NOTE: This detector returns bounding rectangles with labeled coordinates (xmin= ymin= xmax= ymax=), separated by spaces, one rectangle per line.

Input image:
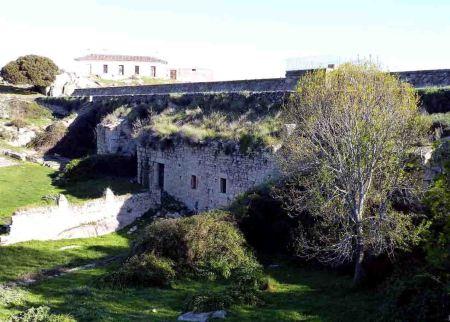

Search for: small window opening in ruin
xmin=191 ymin=175 xmax=198 ymax=189
xmin=220 ymin=178 xmax=227 ymax=194
xmin=192 ymin=68 xmax=196 ymax=72
xmin=157 ymin=163 xmax=165 ymax=189
xmin=103 ymin=64 xmax=108 ymax=74
xmin=118 ymin=65 xmax=124 ymax=75
xmin=151 ymin=66 xmax=156 ymax=77
xmin=135 ymin=65 xmax=140 ymax=75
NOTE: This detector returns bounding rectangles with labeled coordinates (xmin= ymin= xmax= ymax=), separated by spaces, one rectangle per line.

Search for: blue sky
xmin=1 ymin=0 xmax=449 ymax=79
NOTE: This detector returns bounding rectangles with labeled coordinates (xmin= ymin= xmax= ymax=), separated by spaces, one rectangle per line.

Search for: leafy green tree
xmin=0 ymin=55 xmax=59 ymax=93
xmin=278 ymin=63 xmax=429 ymax=284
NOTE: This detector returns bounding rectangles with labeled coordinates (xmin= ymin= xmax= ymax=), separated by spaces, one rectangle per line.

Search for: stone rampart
xmin=72 ymin=77 xmax=299 ymax=97
xmin=393 ymin=69 xmax=450 ymax=88
xmin=0 ymin=189 xmax=153 ymax=245
xmin=72 ymin=69 xmax=450 ymax=98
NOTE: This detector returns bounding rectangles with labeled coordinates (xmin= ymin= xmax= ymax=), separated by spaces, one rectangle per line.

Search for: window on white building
xmin=103 ymin=64 xmax=108 ymax=74
xmin=118 ymin=65 xmax=124 ymax=75
xmin=151 ymin=66 xmax=156 ymax=77
xmin=135 ymin=65 xmax=140 ymax=75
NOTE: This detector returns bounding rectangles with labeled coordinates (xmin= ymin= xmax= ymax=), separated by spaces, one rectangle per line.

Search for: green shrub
xmin=381 ymin=273 xmax=448 ymax=321
xmin=101 ymin=253 xmax=175 ymax=288
xmin=8 ymin=306 xmax=75 ymax=322
xmin=184 ymin=291 xmax=233 ymax=312
xmin=185 ymin=264 xmax=265 ymax=312
xmin=61 ymin=154 xmax=137 ymax=182
xmin=230 ymin=184 xmax=294 ymax=255
xmin=133 ymin=211 xmax=259 ymax=280
xmin=1 ymin=55 xmax=59 ymax=92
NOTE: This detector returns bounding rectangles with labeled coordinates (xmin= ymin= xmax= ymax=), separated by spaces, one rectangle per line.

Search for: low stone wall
xmin=72 ymin=77 xmax=298 ymax=97
xmin=137 ymin=141 xmax=279 ymax=212
xmin=72 ymin=69 xmax=450 ymax=98
xmin=394 ymin=69 xmax=450 ymax=88
xmin=0 ymin=189 xmax=153 ymax=245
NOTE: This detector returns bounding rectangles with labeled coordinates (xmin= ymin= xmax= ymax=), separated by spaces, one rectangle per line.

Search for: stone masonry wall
xmin=0 ymin=190 xmax=153 ymax=245
xmin=72 ymin=77 xmax=299 ymax=97
xmin=393 ymin=69 xmax=450 ymax=88
xmin=96 ymin=119 xmax=136 ymax=156
xmin=72 ymin=69 xmax=450 ymax=98
xmin=137 ymin=142 xmax=279 ymax=212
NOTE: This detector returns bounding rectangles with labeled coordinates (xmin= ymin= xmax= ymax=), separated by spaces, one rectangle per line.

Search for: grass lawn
xmin=0 ymin=161 xmax=143 ymax=224
xmin=0 ymin=223 xmax=383 ymax=321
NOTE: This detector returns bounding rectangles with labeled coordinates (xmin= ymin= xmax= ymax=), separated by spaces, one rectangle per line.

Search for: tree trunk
xmin=353 ymin=221 xmax=365 ymax=286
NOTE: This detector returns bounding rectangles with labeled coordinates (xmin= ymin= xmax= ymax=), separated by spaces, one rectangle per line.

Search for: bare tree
xmin=277 ymin=63 xmax=429 ymax=284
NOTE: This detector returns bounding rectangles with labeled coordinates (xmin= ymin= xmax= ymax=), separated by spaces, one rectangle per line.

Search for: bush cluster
xmin=103 ymin=253 xmax=175 ymax=288
xmin=184 ymin=265 xmax=265 ymax=312
xmin=1 ymin=55 xmax=59 ymax=92
xmin=132 ymin=210 xmax=258 ymax=279
xmin=102 ymin=211 xmax=261 ymax=290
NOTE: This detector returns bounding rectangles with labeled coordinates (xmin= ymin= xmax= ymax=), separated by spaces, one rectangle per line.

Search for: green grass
xmin=0 ymin=231 xmax=382 ymax=321
xmin=145 ymin=108 xmax=281 ymax=150
xmin=0 ymin=161 xmax=143 ymax=224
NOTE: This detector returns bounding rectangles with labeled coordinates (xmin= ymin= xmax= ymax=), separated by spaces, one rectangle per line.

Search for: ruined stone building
xmin=74 ymin=67 xmax=450 ymax=212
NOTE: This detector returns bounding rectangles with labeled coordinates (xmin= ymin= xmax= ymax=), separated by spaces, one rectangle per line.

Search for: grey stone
xmin=137 ymin=141 xmax=279 ymax=212
xmin=178 ymin=310 xmax=226 ymax=322
xmin=210 ymin=310 xmax=227 ymax=319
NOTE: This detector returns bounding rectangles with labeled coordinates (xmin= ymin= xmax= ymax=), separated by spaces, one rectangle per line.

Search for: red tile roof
xmin=74 ymin=54 xmax=167 ymax=64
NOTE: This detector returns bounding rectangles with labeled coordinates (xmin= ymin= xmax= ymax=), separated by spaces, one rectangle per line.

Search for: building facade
xmin=74 ymin=54 xmax=214 ymax=82
xmin=136 ymin=142 xmax=279 ymax=212
xmin=74 ymin=54 xmax=169 ymax=79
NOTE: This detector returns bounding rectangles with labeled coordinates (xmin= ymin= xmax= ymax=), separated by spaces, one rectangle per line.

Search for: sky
xmin=0 ymin=0 xmax=449 ymax=80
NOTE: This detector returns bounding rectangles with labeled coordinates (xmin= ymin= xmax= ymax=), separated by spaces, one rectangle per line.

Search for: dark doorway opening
xmin=158 ymin=163 xmax=165 ymax=189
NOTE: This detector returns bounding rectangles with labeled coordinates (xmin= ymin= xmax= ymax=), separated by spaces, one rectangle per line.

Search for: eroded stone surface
xmin=1 ymin=190 xmax=154 ymax=245
xmin=0 ymin=156 xmax=17 ymax=167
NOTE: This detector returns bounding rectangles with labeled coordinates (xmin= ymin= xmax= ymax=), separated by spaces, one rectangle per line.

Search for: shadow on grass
xmin=48 ymin=171 xmax=144 ymax=200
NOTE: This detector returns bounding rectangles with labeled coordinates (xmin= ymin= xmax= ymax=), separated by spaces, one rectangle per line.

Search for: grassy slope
xmin=0 ymin=162 xmax=142 ymax=224
xmin=0 ymin=232 xmax=381 ymax=322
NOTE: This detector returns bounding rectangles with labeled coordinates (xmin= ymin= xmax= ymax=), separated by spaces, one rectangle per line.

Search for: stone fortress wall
xmin=72 ymin=77 xmax=300 ymax=97
xmin=393 ymin=69 xmax=450 ymax=88
xmin=73 ymin=68 xmax=450 ymax=98
xmin=0 ymin=189 xmax=153 ymax=245
xmin=136 ymin=142 xmax=279 ymax=212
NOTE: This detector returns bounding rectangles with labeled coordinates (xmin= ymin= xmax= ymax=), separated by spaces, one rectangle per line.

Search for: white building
xmin=74 ymin=53 xmax=214 ymax=83
xmin=168 ymin=67 xmax=214 ymax=82
xmin=74 ymin=54 xmax=169 ymax=80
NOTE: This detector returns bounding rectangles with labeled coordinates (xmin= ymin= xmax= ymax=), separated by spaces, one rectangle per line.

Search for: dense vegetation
xmin=419 ymin=87 xmax=450 ymax=113
xmin=0 ymin=55 xmax=59 ymax=93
